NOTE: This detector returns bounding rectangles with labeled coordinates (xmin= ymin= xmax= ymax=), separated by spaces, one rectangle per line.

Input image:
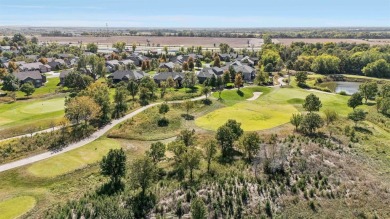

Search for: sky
xmin=0 ymin=0 xmax=389 ymax=27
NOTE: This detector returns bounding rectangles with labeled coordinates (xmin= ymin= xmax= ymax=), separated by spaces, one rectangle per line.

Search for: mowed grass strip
xmin=27 ymin=138 xmax=121 ymax=178
xmin=0 ymin=196 xmax=36 ymax=219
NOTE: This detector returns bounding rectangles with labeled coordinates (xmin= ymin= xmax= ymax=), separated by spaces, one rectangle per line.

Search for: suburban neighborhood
xmin=0 ymin=1 xmax=390 ymax=218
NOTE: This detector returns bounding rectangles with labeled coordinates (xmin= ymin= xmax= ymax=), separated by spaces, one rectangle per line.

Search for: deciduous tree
xmin=113 ymin=87 xmax=128 ymax=118
xmin=348 ymin=92 xmax=363 ymax=109
xmin=182 ymin=147 xmax=202 ymax=181
xmin=203 ymin=140 xmax=217 ymax=174
xmin=129 ymin=156 xmax=156 ymax=196
xmin=240 ymin=132 xmax=261 ymax=161
xmin=359 ymin=81 xmax=378 ymax=103
xmin=348 ymin=108 xmax=366 ymax=127
xmin=290 ymin=113 xmax=303 ymax=131
xmin=303 ymin=93 xmax=322 ymax=112
xmin=234 ymin=73 xmax=243 ymax=90
xmin=100 ymin=148 xmax=126 ymax=185
xmin=147 ymin=142 xmax=166 ymax=163
xmin=127 ymin=80 xmax=139 ymax=101
xmin=300 ymin=113 xmax=324 ymax=135
xmin=20 ymin=82 xmax=35 ymax=97
xmin=65 ymin=96 xmax=101 ymax=124
xmin=295 ymin=71 xmax=308 ymax=85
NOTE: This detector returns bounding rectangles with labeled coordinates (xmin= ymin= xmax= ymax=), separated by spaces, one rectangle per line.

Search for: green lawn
xmin=212 ymin=86 xmax=271 ymax=106
xmin=27 ymin=138 xmax=121 ymax=178
xmin=0 ymin=97 xmax=65 ymax=139
xmin=0 ymin=196 xmax=36 ymax=219
xmin=197 ymin=86 xmax=353 ymax=131
xmin=16 ymin=77 xmax=61 ymax=98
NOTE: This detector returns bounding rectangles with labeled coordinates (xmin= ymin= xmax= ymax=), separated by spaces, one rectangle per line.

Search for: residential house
xmin=14 ymin=71 xmax=46 ymax=88
xmin=153 ymin=72 xmax=185 ymax=87
xmin=19 ymin=62 xmax=51 ymax=73
xmin=25 ymin=55 xmax=39 ymax=62
xmin=119 ymin=59 xmax=135 ymax=66
xmin=106 ymin=60 xmax=120 ymax=72
xmin=222 ymin=61 xmax=256 ymax=82
xmin=172 ymin=54 xmax=202 ymax=64
xmin=129 ymin=54 xmax=149 ymax=66
xmin=59 ymin=70 xmax=72 ymax=85
xmin=0 ymin=46 xmax=11 ymax=52
xmin=158 ymin=62 xmax=174 ymax=72
xmin=218 ymin=54 xmax=231 ymax=62
xmin=196 ymin=67 xmax=224 ymax=84
xmin=48 ymin=59 xmax=66 ymax=70
xmin=107 ymin=70 xmax=148 ymax=83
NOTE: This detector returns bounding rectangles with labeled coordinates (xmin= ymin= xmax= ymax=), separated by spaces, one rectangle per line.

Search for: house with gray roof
xmin=107 ymin=70 xmax=148 ymax=83
xmin=48 ymin=59 xmax=66 ymax=70
xmin=158 ymin=62 xmax=175 ymax=72
xmin=153 ymin=72 xmax=185 ymax=87
xmin=221 ymin=61 xmax=256 ymax=82
xmin=19 ymin=62 xmax=51 ymax=73
xmin=59 ymin=70 xmax=72 ymax=85
xmin=196 ymin=67 xmax=224 ymax=83
xmin=106 ymin=60 xmax=121 ymax=72
xmin=14 ymin=71 xmax=46 ymax=88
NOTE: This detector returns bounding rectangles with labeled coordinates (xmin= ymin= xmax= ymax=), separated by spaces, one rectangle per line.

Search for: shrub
xmin=157 ymin=118 xmax=169 ymax=127
xmin=338 ymin=91 xmax=347 ymax=95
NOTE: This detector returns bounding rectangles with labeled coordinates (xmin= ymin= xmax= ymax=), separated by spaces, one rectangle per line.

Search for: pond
xmin=318 ymin=81 xmax=361 ymax=95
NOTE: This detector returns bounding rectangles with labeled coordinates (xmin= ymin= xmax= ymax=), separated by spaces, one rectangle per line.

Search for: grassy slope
xmin=27 ymin=137 xmax=121 ymax=178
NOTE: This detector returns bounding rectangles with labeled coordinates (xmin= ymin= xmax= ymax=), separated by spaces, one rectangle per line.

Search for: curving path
xmin=0 ymin=95 xmax=206 ymax=173
xmin=246 ymin=92 xmax=263 ymax=101
xmin=0 ymin=127 xmax=62 ymax=143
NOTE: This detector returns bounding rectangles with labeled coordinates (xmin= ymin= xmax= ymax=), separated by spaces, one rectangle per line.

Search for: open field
xmin=274 ymin=38 xmax=390 ymax=45
xmin=35 ymin=36 xmax=263 ymax=48
xmin=29 ymin=36 xmax=390 ymax=47
xmin=0 ymin=196 xmax=36 ymax=219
